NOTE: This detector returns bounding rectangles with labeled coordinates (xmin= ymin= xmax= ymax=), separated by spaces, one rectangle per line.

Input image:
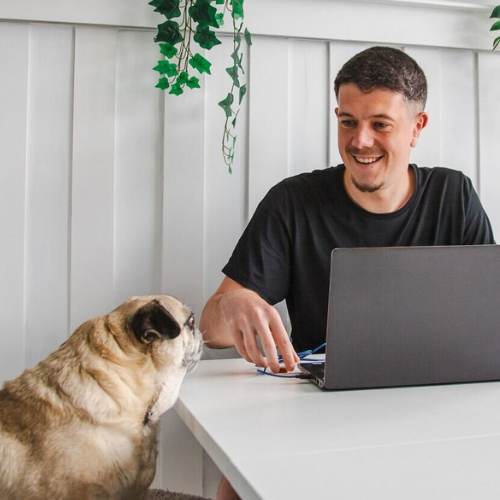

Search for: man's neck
xmin=344 ymin=166 xmax=416 ymax=214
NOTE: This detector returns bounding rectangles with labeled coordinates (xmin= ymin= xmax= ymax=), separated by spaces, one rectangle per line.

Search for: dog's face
xmin=103 ymin=295 xmax=202 ymax=365
xmin=104 ymin=295 xmax=204 ymax=422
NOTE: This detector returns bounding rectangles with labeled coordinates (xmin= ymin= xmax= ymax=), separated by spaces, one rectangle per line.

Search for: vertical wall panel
xmin=288 ymin=40 xmax=329 ymax=176
xmin=70 ymin=27 xmax=117 ymax=331
xmin=248 ymin=37 xmax=289 ymax=215
xmin=162 ymin=53 xmax=206 ymax=318
xmin=408 ymin=48 xmax=477 ymax=184
xmin=203 ymin=35 xmax=248 ymax=304
xmin=0 ymin=23 xmax=29 ymax=383
xmin=159 ymin=410 xmax=204 ymax=495
xmin=160 ymin=45 xmax=207 ymax=494
xmin=478 ymin=52 xmax=500 ymax=238
xmin=439 ymin=49 xmax=477 ymax=186
xmin=114 ymin=29 xmax=163 ymax=304
xmin=24 ymin=24 xmax=74 ymax=367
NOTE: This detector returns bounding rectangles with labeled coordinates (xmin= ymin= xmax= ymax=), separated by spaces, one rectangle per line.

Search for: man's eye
xmin=340 ymin=120 xmax=356 ymax=128
xmin=374 ymin=122 xmax=389 ymax=129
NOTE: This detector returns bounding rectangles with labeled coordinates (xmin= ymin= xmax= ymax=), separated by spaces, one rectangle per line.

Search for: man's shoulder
xmin=416 ymin=165 xmax=470 ymax=183
xmin=277 ymin=165 xmax=344 ymax=193
xmin=415 ymin=165 xmax=474 ymax=192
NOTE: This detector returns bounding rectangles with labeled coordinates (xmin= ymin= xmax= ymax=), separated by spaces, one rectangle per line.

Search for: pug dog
xmin=0 ymin=295 xmax=204 ymax=500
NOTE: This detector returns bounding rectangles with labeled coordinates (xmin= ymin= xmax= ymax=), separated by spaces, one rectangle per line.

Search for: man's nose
xmin=351 ymin=125 xmax=375 ymax=150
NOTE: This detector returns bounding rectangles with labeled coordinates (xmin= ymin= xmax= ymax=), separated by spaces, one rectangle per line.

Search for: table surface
xmin=175 ymin=358 xmax=500 ymax=500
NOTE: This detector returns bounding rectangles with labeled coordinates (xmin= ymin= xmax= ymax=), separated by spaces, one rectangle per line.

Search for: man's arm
xmin=200 ymin=277 xmax=299 ymax=373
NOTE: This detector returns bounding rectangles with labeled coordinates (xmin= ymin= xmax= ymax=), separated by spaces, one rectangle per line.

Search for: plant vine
xmin=491 ymin=5 xmax=500 ymax=50
xmin=149 ymin=0 xmax=252 ymax=173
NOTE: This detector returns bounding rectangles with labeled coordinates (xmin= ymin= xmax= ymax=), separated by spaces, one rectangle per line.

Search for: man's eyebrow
xmin=371 ymin=114 xmax=395 ymax=121
xmin=337 ymin=111 xmax=395 ymax=121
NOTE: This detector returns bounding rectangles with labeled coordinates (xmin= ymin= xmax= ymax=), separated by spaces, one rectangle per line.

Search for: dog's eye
xmin=185 ymin=315 xmax=195 ymax=330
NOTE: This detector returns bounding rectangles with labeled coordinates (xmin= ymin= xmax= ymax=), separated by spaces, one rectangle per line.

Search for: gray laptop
xmin=298 ymin=245 xmax=500 ymax=390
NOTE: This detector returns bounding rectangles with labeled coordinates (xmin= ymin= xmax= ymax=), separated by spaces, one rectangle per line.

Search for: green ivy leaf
xmin=149 ymin=0 xmax=181 ymax=19
xmin=244 ymin=28 xmax=252 ymax=46
xmin=218 ymin=93 xmax=234 ymax=117
xmin=169 ymin=82 xmax=184 ymax=95
xmin=491 ymin=5 xmax=500 ymax=18
xmin=186 ymin=76 xmax=201 ymax=89
xmin=194 ymin=26 xmax=222 ymax=50
xmin=155 ymin=20 xmax=183 ymax=45
xmin=231 ymin=49 xmax=243 ymax=69
xmin=160 ymin=43 xmax=178 ymax=58
xmin=239 ymin=83 xmax=247 ymax=104
xmin=226 ymin=65 xmax=240 ymax=87
xmin=153 ymin=60 xmax=178 ymax=77
xmin=231 ymin=109 xmax=240 ymax=127
xmin=231 ymin=0 xmax=244 ymax=19
xmin=491 ymin=20 xmax=500 ymax=31
xmin=215 ymin=13 xmax=224 ymax=27
xmin=178 ymin=71 xmax=190 ymax=85
xmin=234 ymin=31 xmax=242 ymax=51
xmin=189 ymin=53 xmax=212 ymax=74
xmin=156 ymin=77 xmax=170 ymax=90
xmin=494 ymin=35 xmax=500 ymax=51
xmin=189 ymin=2 xmax=219 ymax=28
xmin=215 ymin=0 xmax=225 ymax=4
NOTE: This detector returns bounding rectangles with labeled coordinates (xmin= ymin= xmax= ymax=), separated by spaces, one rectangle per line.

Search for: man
xmin=201 ymin=48 xmax=495 ymax=498
xmin=201 ymin=45 xmax=494 ymax=373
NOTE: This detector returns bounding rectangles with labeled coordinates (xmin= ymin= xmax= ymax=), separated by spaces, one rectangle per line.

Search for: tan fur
xmin=0 ymin=295 xmax=203 ymax=500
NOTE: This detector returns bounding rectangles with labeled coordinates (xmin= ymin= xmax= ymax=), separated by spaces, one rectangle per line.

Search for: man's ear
xmin=130 ymin=300 xmax=181 ymax=344
xmin=410 ymin=111 xmax=428 ymax=148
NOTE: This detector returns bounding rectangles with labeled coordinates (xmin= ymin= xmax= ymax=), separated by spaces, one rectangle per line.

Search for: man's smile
xmin=353 ymin=155 xmax=383 ymax=164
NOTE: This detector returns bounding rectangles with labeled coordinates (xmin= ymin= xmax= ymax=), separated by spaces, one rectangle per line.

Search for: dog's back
xmin=0 ymin=323 xmax=155 ymax=500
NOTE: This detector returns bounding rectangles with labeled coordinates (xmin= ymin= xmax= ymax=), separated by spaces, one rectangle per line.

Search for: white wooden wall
xmin=1 ymin=0 xmax=500 ymax=497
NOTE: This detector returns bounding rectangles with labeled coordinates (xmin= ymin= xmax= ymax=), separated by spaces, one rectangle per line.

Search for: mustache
xmin=347 ymin=147 xmax=385 ymax=156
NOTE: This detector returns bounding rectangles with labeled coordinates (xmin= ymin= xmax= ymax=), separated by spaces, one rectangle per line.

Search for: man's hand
xmin=201 ymin=278 xmax=299 ymax=373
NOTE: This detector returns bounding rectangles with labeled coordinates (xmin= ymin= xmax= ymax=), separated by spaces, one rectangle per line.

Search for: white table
xmin=175 ymin=358 xmax=500 ymax=500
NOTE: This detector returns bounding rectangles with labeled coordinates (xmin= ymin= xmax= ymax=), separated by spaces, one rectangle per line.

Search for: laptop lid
xmin=307 ymin=245 xmax=500 ymax=390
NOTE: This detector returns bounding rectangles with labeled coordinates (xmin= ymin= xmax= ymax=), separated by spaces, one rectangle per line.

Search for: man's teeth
xmin=355 ymin=156 xmax=380 ymax=164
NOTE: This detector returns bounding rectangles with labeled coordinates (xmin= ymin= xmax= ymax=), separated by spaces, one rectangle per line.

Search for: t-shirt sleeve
xmin=463 ymin=179 xmax=496 ymax=244
xmin=222 ymin=183 xmax=292 ymax=305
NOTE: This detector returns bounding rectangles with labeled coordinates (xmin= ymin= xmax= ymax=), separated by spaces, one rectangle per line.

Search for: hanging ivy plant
xmin=149 ymin=0 xmax=252 ymax=173
xmin=491 ymin=5 xmax=500 ymax=50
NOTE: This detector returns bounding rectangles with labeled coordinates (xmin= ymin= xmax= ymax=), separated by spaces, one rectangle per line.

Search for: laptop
xmin=298 ymin=245 xmax=500 ymax=390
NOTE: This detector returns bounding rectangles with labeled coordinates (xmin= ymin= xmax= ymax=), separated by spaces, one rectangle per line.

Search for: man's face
xmin=335 ymin=83 xmax=427 ymax=197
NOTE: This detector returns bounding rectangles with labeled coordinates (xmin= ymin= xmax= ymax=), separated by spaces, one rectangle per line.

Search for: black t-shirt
xmin=223 ymin=165 xmax=495 ymax=352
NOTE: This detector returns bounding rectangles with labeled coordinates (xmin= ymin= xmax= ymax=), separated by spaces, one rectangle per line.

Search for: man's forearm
xmin=199 ymin=294 xmax=235 ymax=349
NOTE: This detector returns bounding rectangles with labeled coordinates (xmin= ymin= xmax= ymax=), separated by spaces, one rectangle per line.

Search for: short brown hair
xmin=334 ymin=46 xmax=427 ymax=110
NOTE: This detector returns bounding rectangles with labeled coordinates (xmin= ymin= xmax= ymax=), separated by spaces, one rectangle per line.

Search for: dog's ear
xmin=130 ymin=300 xmax=181 ymax=344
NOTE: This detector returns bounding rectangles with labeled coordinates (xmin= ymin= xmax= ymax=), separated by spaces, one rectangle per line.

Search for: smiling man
xmin=201 ymin=44 xmax=495 ymax=500
xmin=201 ymin=46 xmax=494 ymax=371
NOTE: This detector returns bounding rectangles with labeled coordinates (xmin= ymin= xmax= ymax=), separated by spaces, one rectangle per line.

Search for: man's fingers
xmin=232 ymin=331 xmax=253 ymax=364
xmin=269 ymin=315 xmax=299 ymax=372
xmin=257 ymin=330 xmax=282 ymax=373
xmin=242 ymin=330 xmax=268 ymax=368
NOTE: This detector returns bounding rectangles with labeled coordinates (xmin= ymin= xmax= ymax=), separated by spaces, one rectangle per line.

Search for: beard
xmin=350 ymin=174 xmax=384 ymax=193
